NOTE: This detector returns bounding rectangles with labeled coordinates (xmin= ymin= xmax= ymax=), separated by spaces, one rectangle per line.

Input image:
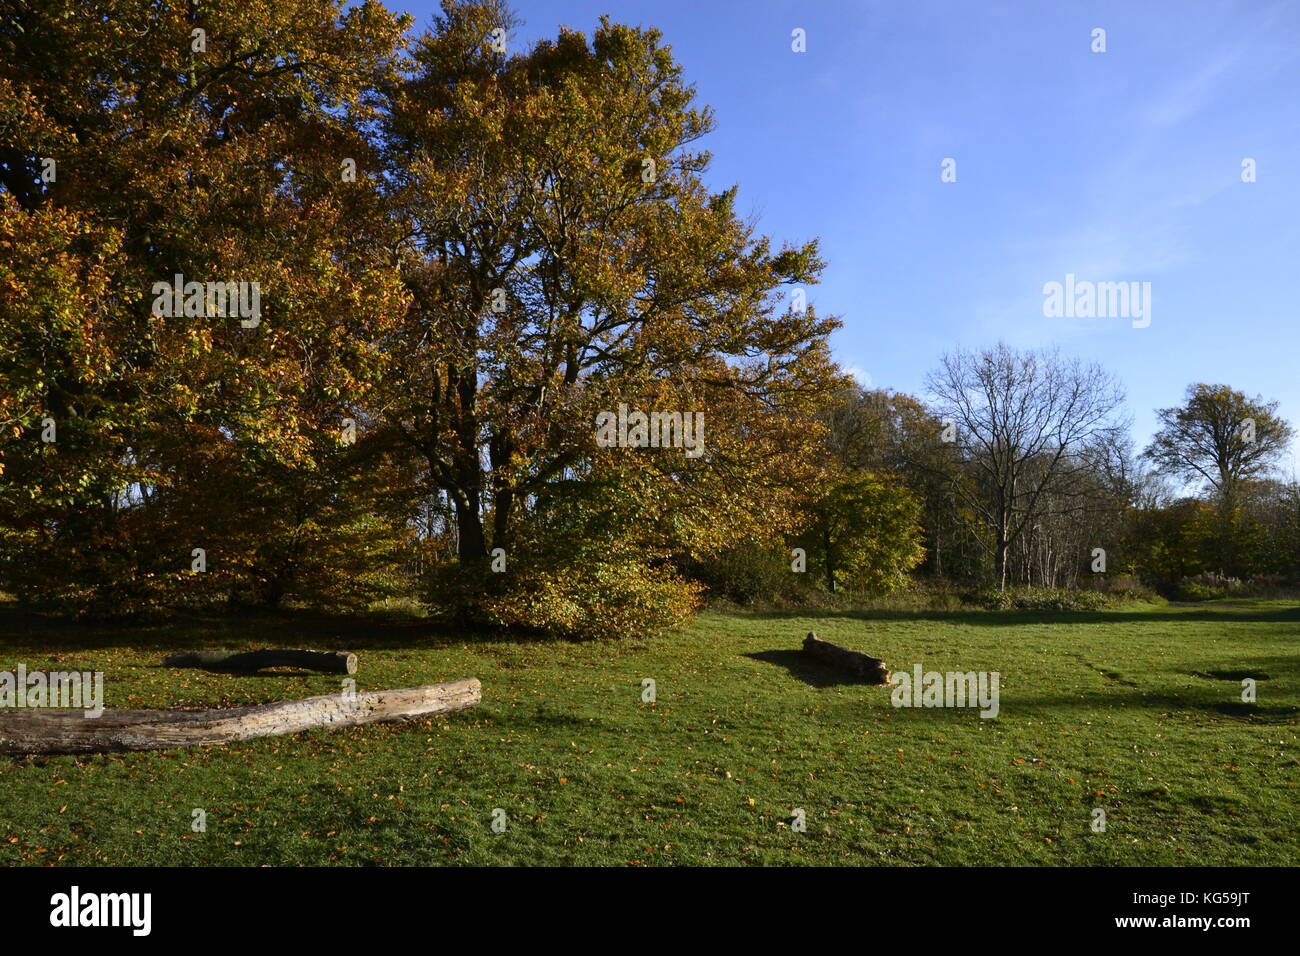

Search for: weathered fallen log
xmin=0 ymin=679 xmax=480 ymax=755
xmin=802 ymin=632 xmax=891 ymax=684
xmin=162 ymin=648 xmax=358 ymax=675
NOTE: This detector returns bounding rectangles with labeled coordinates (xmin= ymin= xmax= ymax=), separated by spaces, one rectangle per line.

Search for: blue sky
xmin=396 ymin=0 xmax=1300 ymax=472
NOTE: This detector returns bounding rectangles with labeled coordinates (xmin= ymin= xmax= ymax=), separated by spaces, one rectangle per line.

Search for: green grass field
xmin=1 ymin=599 xmax=1296 ymax=866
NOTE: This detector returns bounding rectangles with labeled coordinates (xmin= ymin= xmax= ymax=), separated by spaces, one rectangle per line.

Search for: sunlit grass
xmin=1 ymin=599 xmax=1295 ymax=865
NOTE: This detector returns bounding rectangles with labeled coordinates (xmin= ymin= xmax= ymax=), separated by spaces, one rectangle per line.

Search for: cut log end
xmin=802 ymin=632 xmax=891 ymax=685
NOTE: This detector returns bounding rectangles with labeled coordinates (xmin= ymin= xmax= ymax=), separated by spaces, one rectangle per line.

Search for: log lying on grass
xmin=802 ymin=632 xmax=891 ymax=684
xmin=162 ymin=648 xmax=358 ymax=675
xmin=0 ymin=679 xmax=480 ymax=756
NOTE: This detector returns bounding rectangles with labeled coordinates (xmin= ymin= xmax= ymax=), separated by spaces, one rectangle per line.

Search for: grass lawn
xmin=1 ymin=599 xmax=1296 ymax=866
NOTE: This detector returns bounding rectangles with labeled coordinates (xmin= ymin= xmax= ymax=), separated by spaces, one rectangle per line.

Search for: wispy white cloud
xmin=1141 ymin=44 xmax=1248 ymax=128
xmin=842 ymin=365 xmax=874 ymax=388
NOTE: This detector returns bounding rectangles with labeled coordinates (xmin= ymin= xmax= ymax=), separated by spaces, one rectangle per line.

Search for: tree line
xmin=780 ymin=364 xmax=1297 ymax=604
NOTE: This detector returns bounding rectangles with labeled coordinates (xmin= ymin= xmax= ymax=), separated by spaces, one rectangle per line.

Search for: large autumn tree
xmin=373 ymin=1 xmax=841 ymax=629
xmin=1 ymin=0 xmax=415 ymax=612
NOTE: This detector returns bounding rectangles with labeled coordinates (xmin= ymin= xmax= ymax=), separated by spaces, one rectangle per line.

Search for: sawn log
xmin=0 ymin=679 xmax=480 ymax=755
xmin=802 ymin=632 xmax=891 ymax=684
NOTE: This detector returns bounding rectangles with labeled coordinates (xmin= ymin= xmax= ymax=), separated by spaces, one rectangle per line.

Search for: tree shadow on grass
xmin=0 ymin=603 xmax=576 ymax=653
xmin=142 ymin=666 xmax=332 ymax=679
xmin=863 ymin=690 xmax=1300 ymax=726
xmin=1185 ymin=655 xmax=1300 ymax=686
xmin=744 ymin=649 xmax=880 ymax=688
xmin=1195 ymin=669 xmax=1271 ymax=681
xmin=730 ymin=603 xmax=1300 ymax=627
xmin=983 ymin=688 xmax=1300 ymax=724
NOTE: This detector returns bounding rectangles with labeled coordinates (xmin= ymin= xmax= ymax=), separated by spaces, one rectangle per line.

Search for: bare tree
xmin=926 ymin=343 xmax=1128 ymax=589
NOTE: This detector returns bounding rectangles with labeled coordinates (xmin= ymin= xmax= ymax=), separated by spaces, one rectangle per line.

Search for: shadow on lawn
xmin=0 ymin=603 xmax=573 ymax=652
xmin=5 ymin=597 xmax=1299 ymax=656
xmin=896 ymin=653 xmax=1300 ymax=723
xmin=733 ymin=603 xmax=1300 ymax=627
xmin=744 ymin=649 xmax=877 ymax=688
xmin=1000 ymin=692 xmax=1300 ymax=724
xmin=745 ymin=646 xmax=1300 ymax=723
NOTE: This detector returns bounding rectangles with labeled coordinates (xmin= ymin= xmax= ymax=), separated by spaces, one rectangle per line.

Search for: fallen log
xmin=0 ymin=679 xmax=480 ymax=756
xmin=162 ymin=648 xmax=358 ymax=675
xmin=802 ymin=632 xmax=891 ymax=684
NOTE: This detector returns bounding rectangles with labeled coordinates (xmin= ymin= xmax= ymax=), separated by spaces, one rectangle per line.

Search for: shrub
xmin=1170 ymin=572 xmax=1294 ymax=601
xmin=687 ymin=544 xmax=808 ymax=606
xmin=964 ymin=586 xmax=1113 ymax=612
xmin=1082 ymin=575 xmax=1159 ymax=603
xmin=483 ymin=560 xmax=699 ymax=641
xmin=427 ymin=545 xmax=701 ymax=641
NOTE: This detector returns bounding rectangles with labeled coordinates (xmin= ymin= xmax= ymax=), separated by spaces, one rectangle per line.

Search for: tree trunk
xmin=454 ymin=491 xmax=486 ymax=561
xmin=824 ymin=528 xmax=836 ymax=593
xmin=0 ymin=679 xmax=480 ymax=755
xmin=256 ymin=575 xmax=287 ymax=608
xmin=996 ymin=517 xmax=1010 ymax=590
xmin=932 ymin=516 xmax=943 ymax=579
xmin=490 ymin=433 xmax=515 ymax=553
xmin=162 ymin=649 xmax=358 ymax=674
